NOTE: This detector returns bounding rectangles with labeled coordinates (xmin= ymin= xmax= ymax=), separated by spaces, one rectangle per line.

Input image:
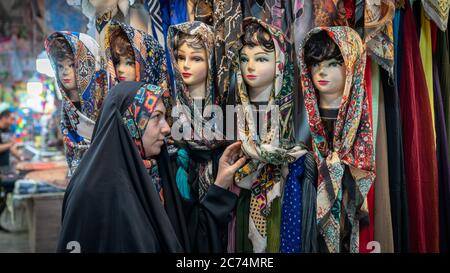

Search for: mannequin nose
xmin=183 ymin=59 xmax=190 ymax=70
xmin=247 ymin=60 xmax=255 ymax=72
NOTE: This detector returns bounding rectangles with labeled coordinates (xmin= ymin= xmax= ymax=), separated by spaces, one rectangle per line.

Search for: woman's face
xmin=57 ymin=58 xmax=77 ymax=91
xmin=240 ymin=45 xmax=276 ymax=92
xmin=142 ymin=100 xmax=171 ymax=157
xmin=115 ymin=55 xmax=136 ymax=82
xmin=310 ymin=58 xmax=346 ymax=95
xmin=176 ymin=42 xmax=208 ymax=87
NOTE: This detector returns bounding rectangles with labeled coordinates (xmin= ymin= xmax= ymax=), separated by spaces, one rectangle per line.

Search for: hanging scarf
xmin=298 ymin=27 xmax=375 ymax=253
xmin=122 ymin=84 xmax=170 ymax=204
xmin=422 ymin=0 xmax=450 ymax=31
xmin=242 ymin=0 xmax=293 ymax=39
xmin=280 ymin=155 xmax=305 ymax=253
xmin=232 ymin=18 xmax=307 ymax=252
xmin=213 ymin=0 xmax=243 ymax=104
xmin=190 ymin=0 xmax=214 ymax=26
xmin=167 ymin=21 xmax=227 ymax=200
xmin=364 ymin=0 xmax=395 ymax=76
xmin=144 ymin=0 xmax=165 ymax=48
xmin=104 ymin=21 xmax=169 ymax=95
xmin=313 ymin=0 xmax=348 ymax=27
xmin=45 ymin=31 xmax=108 ymax=174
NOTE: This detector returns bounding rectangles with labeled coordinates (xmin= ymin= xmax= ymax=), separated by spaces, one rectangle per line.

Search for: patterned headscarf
xmin=104 ymin=21 xmax=169 ymax=95
xmin=364 ymin=0 xmax=395 ymax=76
xmin=232 ymin=17 xmax=307 ymax=252
xmin=298 ymin=27 xmax=375 ymax=253
xmin=122 ymin=83 xmax=169 ymax=203
xmin=45 ymin=31 xmax=108 ymax=174
xmin=313 ymin=0 xmax=348 ymax=27
xmin=167 ymin=21 xmax=227 ymax=199
xmin=422 ymin=0 xmax=449 ymax=31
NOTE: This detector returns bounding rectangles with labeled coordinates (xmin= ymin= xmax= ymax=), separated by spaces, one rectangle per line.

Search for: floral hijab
xmin=104 ymin=21 xmax=169 ymax=95
xmin=45 ymin=31 xmax=108 ymax=174
xmin=298 ymin=26 xmax=375 ymax=253
xmin=231 ymin=17 xmax=307 ymax=252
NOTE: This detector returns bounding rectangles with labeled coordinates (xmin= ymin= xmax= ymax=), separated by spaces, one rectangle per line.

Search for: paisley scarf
xmin=298 ymin=26 xmax=375 ymax=253
xmin=232 ymin=18 xmax=307 ymax=252
xmin=45 ymin=31 xmax=108 ymax=174
xmin=167 ymin=21 xmax=227 ymax=199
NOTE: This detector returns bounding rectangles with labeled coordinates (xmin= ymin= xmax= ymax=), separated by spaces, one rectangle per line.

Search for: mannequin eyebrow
xmin=255 ymin=52 xmax=269 ymax=56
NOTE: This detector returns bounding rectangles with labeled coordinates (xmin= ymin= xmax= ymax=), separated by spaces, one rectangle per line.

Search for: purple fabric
xmin=433 ymin=62 xmax=450 ymax=253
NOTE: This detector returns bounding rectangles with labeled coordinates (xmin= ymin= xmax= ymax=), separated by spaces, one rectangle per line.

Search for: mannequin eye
xmin=329 ymin=62 xmax=342 ymax=67
xmin=240 ymin=56 xmax=248 ymax=63
xmin=312 ymin=63 xmax=320 ymax=68
xmin=192 ymin=56 xmax=204 ymax=62
xmin=69 ymin=63 xmax=75 ymax=68
xmin=256 ymin=57 xmax=269 ymax=62
xmin=177 ymin=55 xmax=186 ymax=61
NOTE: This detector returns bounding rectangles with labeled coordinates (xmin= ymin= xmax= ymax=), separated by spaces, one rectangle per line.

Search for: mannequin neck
xmin=67 ymin=89 xmax=80 ymax=102
xmin=96 ymin=3 xmax=118 ymax=17
xmin=249 ymin=83 xmax=272 ymax=103
xmin=188 ymin=82 xmax=206 ymax=100
xmin=318 ymin=91 xmax=342 ymax=109
xmin=187 ymin=0 xmax=195 ymax=21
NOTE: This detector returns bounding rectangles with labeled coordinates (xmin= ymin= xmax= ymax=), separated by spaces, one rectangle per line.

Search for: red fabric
xmin=359 ymin=56 xmax=375 ymax=253
xmin=431 ymin=22 xmax=437 ymax=55
xmin=343 ymin=0 xmax=355 ymax=23
xmin=399 ymin=4 xmax=439 ymax=253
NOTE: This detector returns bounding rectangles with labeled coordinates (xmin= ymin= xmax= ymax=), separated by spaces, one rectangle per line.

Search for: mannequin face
xmin=115 ymin=56 xmax=136 ymax=82
xmin=240 ymin=45 xmax=276 ymax=97
xmin=176 ymin=42 xmax=208 ymax=88
xmin=57 ymin=58 xmax=77 ymax=92
xmin=142 ymin=100 xmax=171 ymax=157
xmin=310 ymin=58 xmax=346 ymax=96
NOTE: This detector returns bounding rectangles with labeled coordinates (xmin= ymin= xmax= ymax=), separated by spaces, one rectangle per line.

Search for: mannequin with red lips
xmin=304 ymin=31 xmax=346 ymax=145
xmin=175 ymin=34 xmax=208 ymax=100
xmin=110 ymin=27 xmax=137 ymax=83
xmin=48 ymin=37 xmax=80 ymax=109
xmin=239 ymin=25 xmax=276 ymax=137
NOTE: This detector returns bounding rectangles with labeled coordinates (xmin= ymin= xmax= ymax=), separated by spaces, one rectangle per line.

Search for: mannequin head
xmin=49 ymin=37 xmax=77 ymax=98
xmin=240 ymin=22 xmax=276 ymax=103
xmin=110 ymin=27 xmax=136 ymax=82
xmin=304 ymin=31 xmax=345 ymax=109
xmin=172 ymin=32 xmax=208 ymax=99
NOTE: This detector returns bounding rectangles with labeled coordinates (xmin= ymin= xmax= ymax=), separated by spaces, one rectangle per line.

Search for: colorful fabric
xmin=96 ymin=10 xmax=113 ymax=33
xmin=364 ymin=0 xmax=395 ymax=76
xmin=232 ymin=18 xmax=307 ymax=252
xmin=298 ymin=26 xmax=375 ymax=253
xmin=213 ymin=0 xmax=244 ymax=103
xmin=45 ymin=31 xmax=108 ymax=175
xmin=280 ymin=156 xmax=305 ymax=253
xmin=144 ymin=0 xmax=165 ymax=48
xmin=122 ymin=83 xmax=168 ymax=204
xmin=167 ymin=21 xmax=227 ymax=199
xmin=420 ymin=8 xmax=436 ymax=142
xmin=422 ymin=0 xmax=450 ymax=31
xmin=399 ymin=3 xmax=439 ymax=253
xmin=313 ymin=0 xmax=348 ymax=27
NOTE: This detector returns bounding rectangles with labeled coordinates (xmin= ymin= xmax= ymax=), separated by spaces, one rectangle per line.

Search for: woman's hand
xmin=215 ymin=141 xmax=247 ymax=190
